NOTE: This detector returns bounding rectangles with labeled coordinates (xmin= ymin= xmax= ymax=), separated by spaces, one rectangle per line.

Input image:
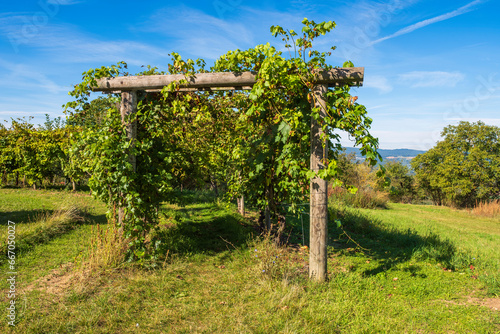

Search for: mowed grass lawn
xmin=0 ymin=188 xmax=499 ymax=333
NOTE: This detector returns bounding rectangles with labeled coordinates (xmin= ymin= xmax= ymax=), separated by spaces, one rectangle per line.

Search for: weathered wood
xmin=93 ymin=68 xmax=364 ymax=92
xmin=265 ymin=206 xmax=271 ymax=231
xmin=237 ymin=196 xmax=245 ymax=216
xmin=309 ymin=84 xmax=329 ymax=282
xmin=118 ymin=90 xmax=138 ymax=229
xmin=106 ymin=86 xmax=254 ymax=94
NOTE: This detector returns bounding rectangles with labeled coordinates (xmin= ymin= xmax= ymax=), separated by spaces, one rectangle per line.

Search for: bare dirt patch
xmin=467 ymin=297 xmax=500 ymax=311
xmin=21 ymin=262 xmax=76 ymax=297
xmin=20 ymin=261 xmax=132 ymax=301
xmin=441 ymin=296 xmax=500 ymax=311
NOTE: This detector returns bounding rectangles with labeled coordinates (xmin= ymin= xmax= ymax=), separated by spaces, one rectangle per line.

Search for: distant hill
xmin=341 ymin=147 xmax=426 ymax=167
xmin=343 ymin=147 xmax=425 ymax=159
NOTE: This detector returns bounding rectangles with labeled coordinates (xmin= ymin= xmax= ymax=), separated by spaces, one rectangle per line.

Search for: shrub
xmin=329 ymin=186 xmax=388 ymax=209
xmin=330 ymin=152 xmax=388 ymax=209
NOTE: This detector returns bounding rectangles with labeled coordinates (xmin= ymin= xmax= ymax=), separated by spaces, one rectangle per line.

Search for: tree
xmin=330 ymin=152 xmax=387 ymax=209
xmin=379 ymin=160 xmax=415 ymax=203
xmin=412 ymin=121 xmax=500 ymax=207
xmin=0 ymin=123 xmax=19 ymax=186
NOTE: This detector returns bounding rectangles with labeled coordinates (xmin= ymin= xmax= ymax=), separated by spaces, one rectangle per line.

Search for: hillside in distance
xmin=342 ymin=147 xmax=426 ymax=166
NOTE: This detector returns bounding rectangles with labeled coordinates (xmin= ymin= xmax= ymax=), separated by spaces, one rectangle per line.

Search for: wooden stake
xmin=309 ymin=84 xmax=328 ymax=282
xmin=265 ymin=206 xmax=271 ymax=231
xmin=118 ymin=90 xmax=137 ymax=230
xmin=237 ymin=196 xmax=245 ymax=216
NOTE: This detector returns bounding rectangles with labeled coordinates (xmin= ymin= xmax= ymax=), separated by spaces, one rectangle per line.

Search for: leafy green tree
xmin=64 ymin=96 xmax=120 ymax=191
xmin=412 ymin=121 xmax=500 ymax=207
xmin=378 ymin=160 xmax=415 ymax=203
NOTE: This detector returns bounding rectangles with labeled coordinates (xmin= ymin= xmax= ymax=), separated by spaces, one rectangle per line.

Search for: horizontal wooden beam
xmin=93 ymin=67 xmax=363 ymax=92
xmin=105 ymin=86 xmax=255 ymax=94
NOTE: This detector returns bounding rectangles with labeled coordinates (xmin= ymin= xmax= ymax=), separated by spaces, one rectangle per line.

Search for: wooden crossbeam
xmin=93 ymin=67 xmax=364 ymax=92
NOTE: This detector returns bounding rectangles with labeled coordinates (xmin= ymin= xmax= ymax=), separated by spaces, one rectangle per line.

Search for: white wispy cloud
xmin=0 ymin=59 xmax=68 ymax=94
xmin=0 ymin=18 xmax=171 ymax=66
xmin=136 ymin=5 xmax=259 ymax=60
xmin=0 ymin=110 xmax=51 ymax=116
xmin=331 ymin=0 xmax=419 ymax=63
xmin=47 ymin=0 xmax=81 ymax=5
xmin=371 ymin=0 xmax=485 ymax=45
xmin=398 ymin=71 xmax=465 ymax=88
xmin=364 ymin=75 xmax=393 ymax=93
xmin=136 ymin=5 xmax=322 ymax=60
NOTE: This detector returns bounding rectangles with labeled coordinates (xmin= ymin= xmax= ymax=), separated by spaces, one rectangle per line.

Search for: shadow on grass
xmin=285 ymin=204 xmax=467 ymax=275
xmin=154 ymin=212 xmax=255 ymax=257
xmin=332 ymin=206 xmax=468 ymax=274
xmin=163 ymin=189 xmax=219 ymax=206
xmin=0 ymin=209 xmax=55 ymax=225
xmin=0 ymin=208 xmax=107 ymax=267
xmin=0 ymin=209 xmax=107 ymax=226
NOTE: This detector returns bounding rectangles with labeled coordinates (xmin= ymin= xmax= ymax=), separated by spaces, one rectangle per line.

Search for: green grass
xmin=341 ymin=203 xmax=500 ymax=295
xmin=1 ymin=189 xmax=499 ymax=333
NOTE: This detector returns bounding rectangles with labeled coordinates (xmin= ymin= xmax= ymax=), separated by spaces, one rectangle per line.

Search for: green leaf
xmin=342 ymin=60 xmax=354 ymax=68
xmin=335 ymin=219 xmax=342 ymax=228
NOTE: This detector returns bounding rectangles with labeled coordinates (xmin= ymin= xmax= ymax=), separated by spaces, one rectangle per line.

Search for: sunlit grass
xmin=0 ymin=189 xmax=499 ymax=333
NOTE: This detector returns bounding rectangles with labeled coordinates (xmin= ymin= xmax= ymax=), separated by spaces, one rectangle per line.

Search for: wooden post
xmin=118 ymin=90 xmax=137 ymax=229
xmin=309 ymin=84 xmax=329 ymax=282
xmin=265 ymin=206 xmax=271 ymax=231
xmin=237 ymin=196 xmax=245 ymax=216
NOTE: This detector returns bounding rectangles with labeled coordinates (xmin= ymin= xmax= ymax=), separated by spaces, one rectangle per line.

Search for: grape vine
xmin=64 ymin=18 xmax=381 ymax=262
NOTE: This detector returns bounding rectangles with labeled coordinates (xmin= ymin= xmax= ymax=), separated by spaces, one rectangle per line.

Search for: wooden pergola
xmin=93 ymin=67 xmax=364 ymax=281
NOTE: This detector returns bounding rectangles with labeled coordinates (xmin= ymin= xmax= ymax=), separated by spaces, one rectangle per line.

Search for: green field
xmin=1 ymin=189 xmax=499 ymax=333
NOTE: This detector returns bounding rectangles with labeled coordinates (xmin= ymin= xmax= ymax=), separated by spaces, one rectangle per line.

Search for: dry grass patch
xmin=471 ymin=199 xmax=500 ymax=218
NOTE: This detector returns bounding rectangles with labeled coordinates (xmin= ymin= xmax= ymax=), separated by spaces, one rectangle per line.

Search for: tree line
xmin=0 ymin=115 xmax=73 ymax=190
xmin=333 ymin=121 xmax=500 ymax=208
xmin=2 ymin=114 xmax=497 ymax=211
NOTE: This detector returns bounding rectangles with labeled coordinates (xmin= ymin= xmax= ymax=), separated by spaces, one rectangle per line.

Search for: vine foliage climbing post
xmin=118 ymin=90 xmax=137 ymax=230
xmin=309 ymin=84 xmax=328 ymax=281
xmin=74 ymin=18 xmax=378 ymax=270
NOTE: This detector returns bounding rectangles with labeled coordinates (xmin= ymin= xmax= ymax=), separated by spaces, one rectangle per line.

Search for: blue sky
xmin=1 ymin=0 xmax=499 ymax=150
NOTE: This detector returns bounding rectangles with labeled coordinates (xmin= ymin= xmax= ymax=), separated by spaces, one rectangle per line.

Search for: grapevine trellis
xmin=92 ymin=67 xmax=364 ymax=281
xmin=65 ymin=19 xmax=380 ymax=282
